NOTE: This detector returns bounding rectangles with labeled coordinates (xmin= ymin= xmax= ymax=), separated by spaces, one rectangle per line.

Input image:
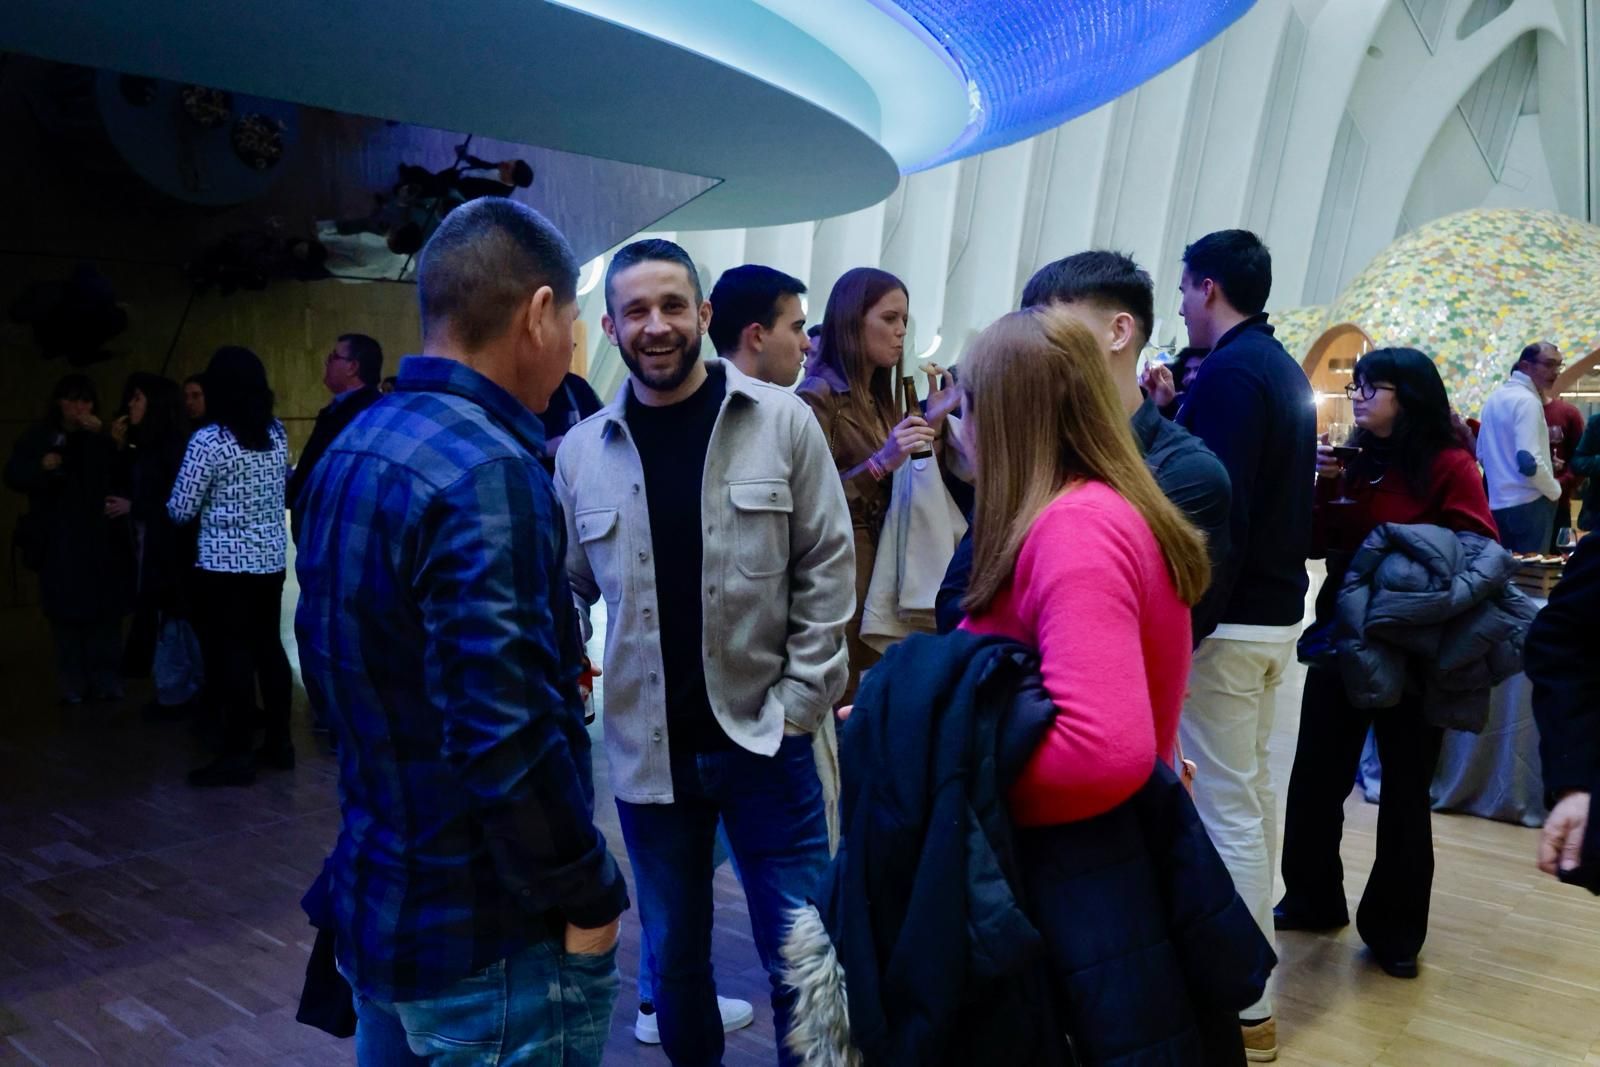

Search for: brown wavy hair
xmin=961 ymin=307 xmax=1210 ymax=614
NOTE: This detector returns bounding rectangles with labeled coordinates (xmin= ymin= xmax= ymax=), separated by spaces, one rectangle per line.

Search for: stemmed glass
xmin=1325 ymin=416 xmax=1360 ymax=506
xmin=1556 ymin=527 xmax=1578 ymax=559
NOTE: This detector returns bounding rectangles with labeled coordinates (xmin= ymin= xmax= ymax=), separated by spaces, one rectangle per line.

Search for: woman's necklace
xmin=1366 ymin=455 xmax=1390 ymax=487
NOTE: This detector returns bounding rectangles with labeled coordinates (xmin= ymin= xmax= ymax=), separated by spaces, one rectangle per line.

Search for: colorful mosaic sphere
xmin=1328 ymin=208 xmax=1600 ymax=416
xmin=1269 ymin=305 xmax=1329 ymax=364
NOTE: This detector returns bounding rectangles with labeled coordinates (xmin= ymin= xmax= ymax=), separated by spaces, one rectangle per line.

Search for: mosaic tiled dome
xmin=1329 ymin=208 xmax=1600 ymax=415
xmin=1269 ymin=305 xmax=1330 ymax=363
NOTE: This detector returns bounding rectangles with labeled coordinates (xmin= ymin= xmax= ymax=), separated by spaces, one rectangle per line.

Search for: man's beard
xmin=621 ymin=330 xmax=704 ymax=394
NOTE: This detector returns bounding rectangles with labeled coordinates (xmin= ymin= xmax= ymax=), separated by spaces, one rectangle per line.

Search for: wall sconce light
xmin=576 ymin=255 xmax=605 ymax=297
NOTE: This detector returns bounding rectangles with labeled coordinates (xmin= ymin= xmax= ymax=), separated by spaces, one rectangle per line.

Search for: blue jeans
xmin=1494 ymin=498 xmax=1558 ymax=553
xmin=353 ymin=940 xmax=619 ymax=1065
xmin=617 ymin=735 xmax=829 ymax=1067
xmin=638 ymin=822 xmax=735 ymax=1006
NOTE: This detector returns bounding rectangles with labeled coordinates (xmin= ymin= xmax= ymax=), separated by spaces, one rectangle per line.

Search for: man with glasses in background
xmin=1478 ymin=342 xmax=1564 ymax=552
xmin=287 ymin=334 xmax=384 ymax=543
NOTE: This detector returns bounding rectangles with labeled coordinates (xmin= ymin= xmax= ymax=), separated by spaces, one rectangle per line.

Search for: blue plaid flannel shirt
xmin=295 ymin=355 xmax=627 ymax=1002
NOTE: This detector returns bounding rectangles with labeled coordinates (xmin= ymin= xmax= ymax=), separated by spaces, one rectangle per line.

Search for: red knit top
xmin=1314 ymin=445 xmax=1499 ymax=559
xmin=963 ymin=481 xmax=1192 ymax=826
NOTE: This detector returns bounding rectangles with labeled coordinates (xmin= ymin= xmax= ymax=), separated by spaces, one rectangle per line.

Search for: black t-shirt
xmin=624 ymin=364 xmax=730 ymax=756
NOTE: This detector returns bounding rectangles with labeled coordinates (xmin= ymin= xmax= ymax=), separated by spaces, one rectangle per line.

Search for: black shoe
xmin=143 ymin=699 xmax=196 ymax=723
xmin=1369 ymin=950 xmax=1419 ymax=979
xmin=188 ymin=756 xmax=257 ymax=788
xmin=1272 ymin=904 xmax=1349 ymax=932
xmin=254 ymin=742 xmax=295 ymax=772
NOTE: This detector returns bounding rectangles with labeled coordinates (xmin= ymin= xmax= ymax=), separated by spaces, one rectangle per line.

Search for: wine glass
xmin=1556 ymin=527 xmax=1577 ymax=559
xmin=1325 ymin=420 xmax=1359 ymax=505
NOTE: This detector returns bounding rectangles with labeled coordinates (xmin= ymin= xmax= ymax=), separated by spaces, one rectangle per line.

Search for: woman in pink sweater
xmin=960 ymin=308 xmax=1211 ymax=825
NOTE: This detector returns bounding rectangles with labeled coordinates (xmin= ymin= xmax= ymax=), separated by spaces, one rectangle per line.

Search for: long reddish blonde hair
xmin=961 ymin=307 xmax=1210 ymax=614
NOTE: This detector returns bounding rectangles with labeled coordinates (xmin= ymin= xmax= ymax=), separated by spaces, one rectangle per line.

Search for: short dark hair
xmin=707 ymin=265 xmax=807 ymax=355
xmin=338 ymin=333 xmax=384 ymax=386
xmin=1182 ymin=229 xmax=1272 ymax=316
xmin=1020 ymin=251 xmax=1155 ymax=341
xmin=47 ymin=373 xmax=97 ymax=426
xmin=605 ymin=239 xmax=702 ymax=315
xmin=417 ymin=198 xmax=579 ymax=350
xmin=1514 ymin=341 xmax=1554 ymax=373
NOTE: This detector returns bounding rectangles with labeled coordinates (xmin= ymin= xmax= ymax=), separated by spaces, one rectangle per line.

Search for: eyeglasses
xmin=1344 ymin=382 xmax=1397 ymax=401
xmin=325 ymin=352 xmax=356 ymax=366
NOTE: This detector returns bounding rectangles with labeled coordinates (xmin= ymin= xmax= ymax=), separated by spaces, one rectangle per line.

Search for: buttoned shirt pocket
xmin=729 ymin=479 xmax=793 ymax=579
xmin=574 ymin=506 xmax=624 ymax=600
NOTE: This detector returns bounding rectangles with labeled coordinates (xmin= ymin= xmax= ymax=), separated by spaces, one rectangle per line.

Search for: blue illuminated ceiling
xmin=884 ymin=0 xmax=1257 ymax=168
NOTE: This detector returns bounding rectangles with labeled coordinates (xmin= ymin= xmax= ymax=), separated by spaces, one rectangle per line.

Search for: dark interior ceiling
xmin=0 ymin=54 xmax=719 ymax=271
xmin=1 ymin=0 xmax=900 ymax=231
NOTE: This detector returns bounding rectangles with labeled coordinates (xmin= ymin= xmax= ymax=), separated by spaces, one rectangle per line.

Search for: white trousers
xmin=1178 ymin=635 xmax=1295 ymax=1021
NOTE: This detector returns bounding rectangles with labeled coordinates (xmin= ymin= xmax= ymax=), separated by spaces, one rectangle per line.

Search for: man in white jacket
xmin=1478 ymin=343 xmax=1564 ymax=551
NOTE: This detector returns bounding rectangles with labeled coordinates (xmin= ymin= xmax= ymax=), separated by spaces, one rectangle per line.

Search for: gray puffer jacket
xmin=1335 ymin=523 xmax=1538 ymax=732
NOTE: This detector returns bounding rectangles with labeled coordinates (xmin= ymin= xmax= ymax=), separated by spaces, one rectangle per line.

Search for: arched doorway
xmin=1553 ymin=347 xmax=1600 ymax=422
xmin=1553 ymin=347 xmax=1600 ymax=398
xmin=1301 ymin=323 xmax=1375 ymax=432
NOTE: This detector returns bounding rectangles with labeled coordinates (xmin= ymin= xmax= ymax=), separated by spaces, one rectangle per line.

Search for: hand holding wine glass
xmin=1324 ymin=421 xmax=1361 ymax=505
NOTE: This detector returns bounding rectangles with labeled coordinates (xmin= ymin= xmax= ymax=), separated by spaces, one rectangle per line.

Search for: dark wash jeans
xmin=352 ymin=939 xmax=619 ymax=1065
xmin=1493 ymin=497 xmax=1558 ymax=553
xmin=617 ymin=733 xmax=829 ymax=1067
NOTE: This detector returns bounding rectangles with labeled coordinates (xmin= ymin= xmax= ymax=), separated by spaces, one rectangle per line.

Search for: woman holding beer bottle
xmin=797 ymin=268 xmax=953 ymax=700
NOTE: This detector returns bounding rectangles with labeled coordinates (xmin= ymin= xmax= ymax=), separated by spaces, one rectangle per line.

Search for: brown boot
xmin=1242 ymin=1017 xmax=1278 ymax=1062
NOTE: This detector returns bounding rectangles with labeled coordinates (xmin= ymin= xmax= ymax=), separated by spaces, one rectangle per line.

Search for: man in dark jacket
xmin=1175 ymin=229 xmax=1316 ymax=1059
xmin=1528 ymin=534 xmax=1600 ymax=893
xmin=286 ymin=333 xmax=383 ymax=541
xmin=936 ymin=252 xmax=1231 ymax=642
xmin=6 ymin=376 xmax=132 ymax=703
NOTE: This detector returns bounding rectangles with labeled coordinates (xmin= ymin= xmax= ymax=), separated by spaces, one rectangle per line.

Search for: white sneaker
xmin=634 ymin=997 xmax=756 ymax=1044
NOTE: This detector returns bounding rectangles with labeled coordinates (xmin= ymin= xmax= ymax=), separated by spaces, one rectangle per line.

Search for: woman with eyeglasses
xmin=1275 ymin=348 xmax=1498 ymax=979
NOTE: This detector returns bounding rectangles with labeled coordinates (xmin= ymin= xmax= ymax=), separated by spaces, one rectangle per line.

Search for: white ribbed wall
xmin=581 ymin=0 xmax=1592 ymax=400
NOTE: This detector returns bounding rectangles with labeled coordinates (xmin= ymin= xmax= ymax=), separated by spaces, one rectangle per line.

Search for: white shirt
xmin=168 ymin=422 xmax=289 ymax=573
xmin=1476 ymin=372 xmax=1560 ymax=510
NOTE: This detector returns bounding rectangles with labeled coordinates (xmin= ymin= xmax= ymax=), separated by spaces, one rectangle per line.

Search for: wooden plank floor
xmin=0 ymin=563 xmax=1597 ymax=1065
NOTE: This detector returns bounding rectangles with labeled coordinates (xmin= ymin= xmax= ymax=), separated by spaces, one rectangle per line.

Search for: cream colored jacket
xmin=555 ymin=360 xmax=855 ymax=804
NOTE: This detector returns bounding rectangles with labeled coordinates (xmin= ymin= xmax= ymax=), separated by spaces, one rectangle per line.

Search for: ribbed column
xmin=880 ymin=164 xmax=961 ymax=361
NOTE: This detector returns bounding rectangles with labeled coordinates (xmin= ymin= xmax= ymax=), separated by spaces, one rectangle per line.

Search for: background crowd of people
xmin=5 ymin=196 xmax=1598 ymax=1067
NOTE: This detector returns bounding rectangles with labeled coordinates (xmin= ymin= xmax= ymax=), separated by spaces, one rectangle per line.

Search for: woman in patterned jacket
xmin=169 ymin=347 xmax=293 ymax=787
